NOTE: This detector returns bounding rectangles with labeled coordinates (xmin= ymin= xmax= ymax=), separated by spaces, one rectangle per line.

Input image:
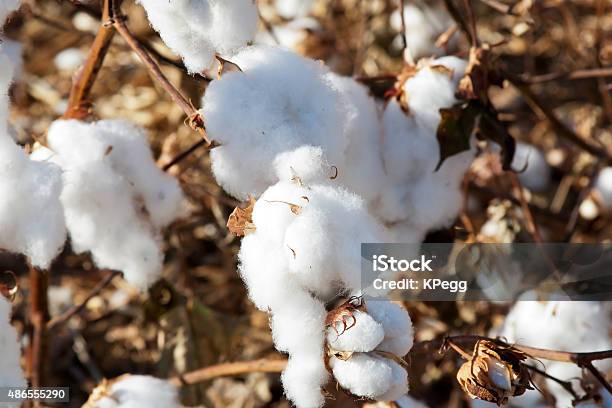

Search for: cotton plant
xmin=137 ymin=0 xmax=258 ymax=74
xmin=489 ymin=300 xmax=612 ymax=407
xmin=274 ymin=0 xmax=316 ymax=19
xmin=36 ymin=119 xmax=185 ymax=290
xmin=511 ymin=142 xmax=552 ymax=192
xmin=594 ymin=167 xmax=612 ymax=210
xmin=84 ymin=375 xmax=180 ymax=408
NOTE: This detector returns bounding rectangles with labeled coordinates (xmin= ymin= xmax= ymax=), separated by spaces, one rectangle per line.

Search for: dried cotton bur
xmin=451 ymin=340 xmax=532 ymax=406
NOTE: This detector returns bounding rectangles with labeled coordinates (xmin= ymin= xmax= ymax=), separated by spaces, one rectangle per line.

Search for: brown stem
xmin=64 ymin=0 xmax=118 ymax=119
xmin=509 ymin=172 xmax=543 ymax=243
xmin=525 ymin=67 xmax=612 ymax=84
xmin=47 ymin=270 xmax=121 ymax=330
xmin=584 ymin=362 xmax=612 ymax=395
xmin=26 ymin=266 xmax=49 ymax=389
xmin=109 ymin=0 xmax=211 ymax=145
xmin=525 ymin=364 xmax=579 ymax=400
xmin=162 ymin=139 xmax=209 ymax=172
xmin=168 ymin=358 xmax=288 ymax=387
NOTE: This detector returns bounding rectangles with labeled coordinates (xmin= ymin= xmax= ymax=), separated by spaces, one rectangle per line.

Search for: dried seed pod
xmin=456 ymin=340 xmax=532 ymax=406
xmin=325 ymin=296 xmax=365 ymax=337
xmin=227 ymin=196 xmax=256 ymax=236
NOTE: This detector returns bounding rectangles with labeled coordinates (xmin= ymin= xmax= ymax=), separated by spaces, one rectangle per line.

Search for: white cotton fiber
xmin=396 ymin=395 xmax=430 ymax=408
xmin=202 ymin=46 xmax=350 ymax=200
xmin=0 ymin=138 xmax=66 ymax=268
xmin=366 ymin=300 xmax=414 ymax=357
xmin=0 ymin=297 xmax=26 ymax=389
xmin=330 ymin=353 xmax=408 ymax=400
xmin=46 ymin=119 xmax=184 ymax=289
xmin=496 ymin=300 xmax=612 ymax=408
xmin=138 ymin=0 xmax=257 ymax=73
xmin=511 ymin=142 xmax=551 ymax=191
xmin=275 ymin=0 xmax=315 ymax=19
xmin=273 ymin=145 xmax=332 ymax=186
xmin=377 ymin=57 xmax=474 ymax=235
xmin=326 ymin=310 xmax=385 ymax=353
xmin=281 ymin=354 xmax=328 ymax=408
xmin=390 ymin=4 xmax=452 ymax=59
xmin=326 ymin=73 xmax=386 ymax=204
xmin=93 ymin=375 xmax=180 ymax=408
xmin=256 ymin=17 xmax=321 ymax=50
xmin=594 ymin=167 xmax=612 ymax=209
xmin=0 ymin=0 xmax=19 ymax=25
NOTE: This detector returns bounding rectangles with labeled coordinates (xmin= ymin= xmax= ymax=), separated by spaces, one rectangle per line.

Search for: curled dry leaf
xmin=227 ymin=196 xmax=256 ymax=236
xmin=325 ymin=296 xmax=365 ymax=337
xmin=456 ymin=340 xmax=532 ymax=406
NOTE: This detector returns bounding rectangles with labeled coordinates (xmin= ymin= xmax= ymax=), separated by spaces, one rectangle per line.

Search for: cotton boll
xmin=46 ymin=119 xmax=184 ymax=289
xmin=330 ymin=353 xmax=408 ymax=400
xmin=0 ymin=297 xmax=26 ymax=389
xmin=326 ymin=73 xmax=386 ymax=203
xmin=275 ymin=0 xmax=315 ymax=19
xmin=366 ymin=300 xmax=414 ymax=357
xmin=390 ymin=4 xmax=452 ymax=58
xmin=281 ymin=354 xmax=327 ymax=408
xmin=594 ymin=167 xmax=612 ymax=209
xmin=256 ymin=17 xmax=321 ymax=50
xmin=91 ymin=375 xmax=180 ymax=408
xmin=54 ymin=48 xmax=86 ymax=72
xmin=202 ymin=46 xmax=349 ymax=199
xmin=0 ymin=138 xmax=66 ymax=268
xmin=138 ymin=0 xmax=257 ymax=73
xmin=511 ymin=143 xmax=551 ymax=192
xmin=326 ymin=310 xmax=385 ymax=353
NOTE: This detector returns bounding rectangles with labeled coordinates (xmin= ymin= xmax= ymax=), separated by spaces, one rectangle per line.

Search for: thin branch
xmin=525 ymin=364 xmax=579 ymax=400
xmin=26 ymin=266 xmax=49 ymax=388
xmin=524 ymin=67 xmax=612 ymax=84
xmin=162 ymin=139 xmax=209 ymax=172
xmin=584 ymin=362 xmax=612 ymax=395
xmin=109 ymin=2 xmax=212 ymax=145
xmin=169 ymin=358 xmax=288 ymax=387
xmin=63 ymin=0 xmax=118 ymax=119
xmin=509 ymin=172 xmax=543 ymax=243
xmin=47 ymin=270 xmax=121 ymax=330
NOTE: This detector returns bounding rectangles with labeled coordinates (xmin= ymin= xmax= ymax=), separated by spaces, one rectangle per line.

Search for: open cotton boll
xmin=46 ymin=119 xmax=184 ymax=289
xmin=202 ymin=46 xmax=349 ymax=200
xmin=275 ymin=0 xmax=315 ymax=19
xmin=90 ymin=375 xmax=180 ymax=408
xmin=396 ymin=395 xmax=430 ymax=408
xmin=331 ymin=353 xmax=408 ymax=400
xmin=0 ymin=297 xmax=26 ymax=390
xmin=327 ymin=310 xmax=385 ymax=353
xmin=366 ymin=300 xmax=414 ymax=357
xmin=138 ymin=0 xmax=257 ymax=73
xmin=326 ymin=73 xmax=386 ymax=203
xmin=594 ymin=167 xmax=612 ymax=209
xmin=282 ymin=354 xmax=328 ymax=408
xmin=0 ymin=137 xmax=66 ymax=268
xmin=511 ymin=143 xmax=551 ymax=191
xmin=0 ymin=0 xmax=19 ymax=25
xmin=256 ymin=17 xmax=321 ymax=50
xmin=390 ymin=4 xmax=452 ymax=59
xmin=273 ymin=145 xmax=332 ymax=186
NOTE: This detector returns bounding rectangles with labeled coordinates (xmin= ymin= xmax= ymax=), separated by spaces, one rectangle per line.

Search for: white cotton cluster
xmin=44 ymin=119 xmax=184 ymax=289
xmin=0 ymin=297 xmax=26 ymax=390
xmin=327 ymin=300 xmax=414 ymax=401
xmin=203 ymin=46 xmax=387 ymax=204
xmin=256 ymin=17 xmax=321 ymax=50
xmin=138 ymin=0 xmax=258 ymax=73
xmin=494 ymin=300 xmax=612 ymax=408
xmin=239 ymin=178 xmax=389 ymax=407
xmin=0 ymin=0 xmax=19 ymax=25
xmin=376 ymin=57 xmax=474 ymax=238
xmin=90 ymin=375 xmax=180 ymax=408
xmin=390 ymin=4 xmax=452 ymax=59
xmin=511 ymin=142 xmax=551 ymax=192
xmin=274 ymin=0 xmax=315 ymax=19
xmin=0 ymin=30 xmax=66 ymax=269
xmin=594 ymin=167 xmax=612 ymax=209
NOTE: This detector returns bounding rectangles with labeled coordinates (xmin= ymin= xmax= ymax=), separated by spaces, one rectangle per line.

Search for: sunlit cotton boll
xmin=137 ymin=0 xmax=257 ymax=73
xmin=594 ymin=167 xmax=612 ymax=209
xmin=330 ymin=353 xmax=408 ymax=401
xmin=0 ymin=139 xmax=66 ymax=269
xmin=46 ymin=119 xmax=185 ymax=289
xmin=326 ymin=310 xmax=385 ymax=353
xmin=0 ymin=297 xmax=26 ymax=390
xmin=90 ymin=375 xmax=180 ymax=408
xmin=366 ymin=300 xmax=414 ymax=357
xmin=202 ymin=46 xmax=350 ymax=200
xmin=511 ymin=142 xmax=551 ymax=192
